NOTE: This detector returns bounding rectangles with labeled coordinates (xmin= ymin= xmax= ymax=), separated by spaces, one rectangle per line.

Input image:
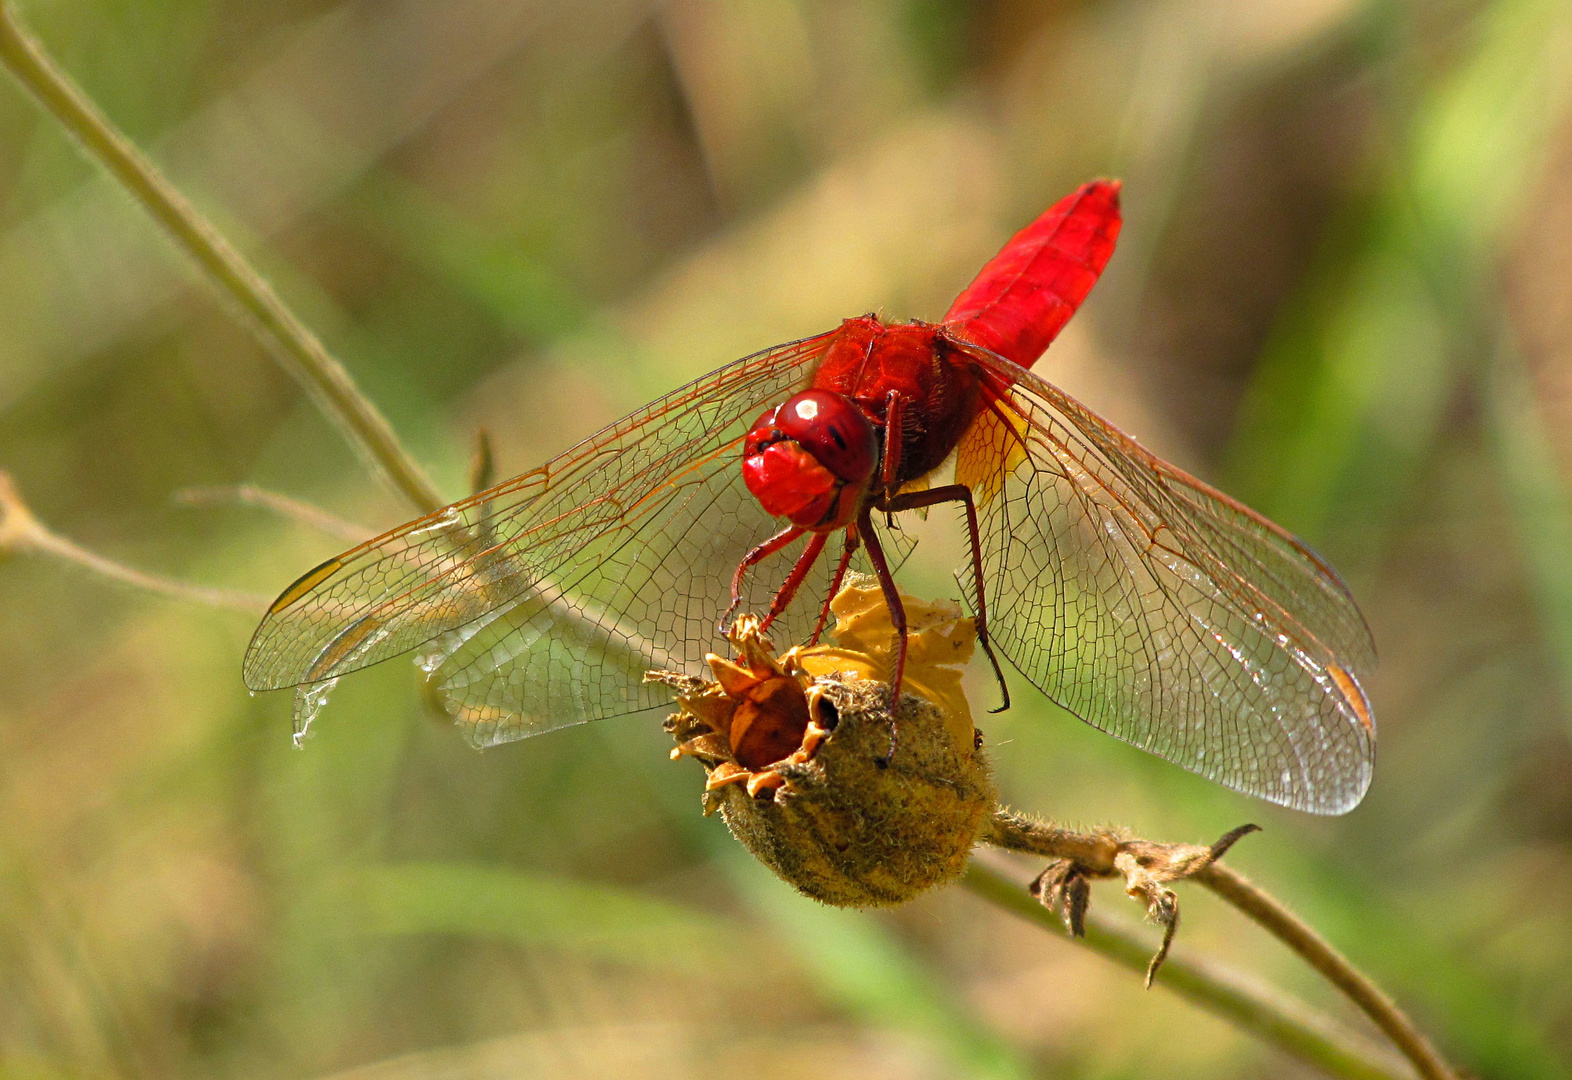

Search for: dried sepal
xmin=988 ymin=811 xmax=1261 ymax=983
xmin=648 ymin=614 xmax=832 ymax=815
xmin=1030 ymin=859 xmax=1093 ymax=937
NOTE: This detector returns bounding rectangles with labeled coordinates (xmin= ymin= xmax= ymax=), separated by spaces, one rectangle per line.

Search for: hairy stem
xmin=963 ymin=861 xmax=1417 ymax=1080
xmin=0 ymin=2 xmax=444 ymax=516
xmin=1196 ymin=863 xmax=1456 ymax=1080
xmin=981 ymin=811 xmax=1456 ymax=1080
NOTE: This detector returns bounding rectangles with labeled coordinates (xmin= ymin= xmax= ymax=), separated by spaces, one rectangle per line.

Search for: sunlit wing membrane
xmin=953 ymin=346 xmax=1376 ymax=814
xmin=244 ymin=333 xmax=872 ymax=741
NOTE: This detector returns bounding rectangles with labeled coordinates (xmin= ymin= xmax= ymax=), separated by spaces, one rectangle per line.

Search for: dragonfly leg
xmin=723 ymin=525 xmax=804 ymax=632
xmin=879 ymin=390 xmax=906 ymax=491
xmin=857 ymin=506 xmax=906 ymax=766
xmin=758 ymin=530 xmax=830 ymax=635
xmin=879 ymin=390 xmax=907 ymax=530
xmin=810 ymin=526 xmax=860 ymax=645
xmin=883 ymin=483 xmax=1010 ymax=713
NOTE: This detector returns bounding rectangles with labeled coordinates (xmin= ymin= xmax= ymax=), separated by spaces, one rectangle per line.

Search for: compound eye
xmin=774 ymin=391 xmax=877 ymax=486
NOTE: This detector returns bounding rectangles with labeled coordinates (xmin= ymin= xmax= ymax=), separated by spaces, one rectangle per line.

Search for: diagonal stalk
xmin=0 ymin=472 xmax=268 ymax=611
xmin=963 ymin=861 xmax=1419 ymax=1080
xmin=0 ymin=1 xmax=444 ymax=516
xmin=980 ymin=811 xmax=1457 ymax=1080
xmin=1195 ymin=863 xmax=1455 ymax=1080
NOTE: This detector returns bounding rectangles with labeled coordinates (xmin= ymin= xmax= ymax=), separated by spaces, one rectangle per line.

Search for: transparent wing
xmin=244 ymin=332 xmax=874 ymax=744
xmin=953 ymin=346 xmax=1376 ymax=814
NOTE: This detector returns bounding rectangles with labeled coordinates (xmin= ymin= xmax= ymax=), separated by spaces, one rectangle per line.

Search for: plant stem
xmin=1196 ymin=863 xmax=1456 ymax=1080
xmin=0 ymin=473 xmax=268 ymax=612
xmin=175 ymin=485 xmax=372 ymax=546
xmin=980 ymin=809 xmax=1457 ymax=1080
xmin=963 ymin=862 xmax=1417 ymax=1080
xmin=0 ymin=1 xmax=445 ymax=517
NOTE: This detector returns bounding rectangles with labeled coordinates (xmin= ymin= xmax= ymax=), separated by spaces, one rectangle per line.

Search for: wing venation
xmin=244 ymin=333 xmax=864 ymax=742
xmin=953 ymin=346 xmax=1375 ymax=813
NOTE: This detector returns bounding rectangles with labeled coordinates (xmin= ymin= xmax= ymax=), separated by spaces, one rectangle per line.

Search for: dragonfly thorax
xmin=743 ymin=389 xmax=877 ymax=530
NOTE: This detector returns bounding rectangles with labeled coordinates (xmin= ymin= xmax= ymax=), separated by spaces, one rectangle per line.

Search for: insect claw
xmin=979 ymin=634 xmax=1010 ymax=714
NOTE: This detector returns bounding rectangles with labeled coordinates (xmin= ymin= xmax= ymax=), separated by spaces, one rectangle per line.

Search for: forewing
xmin=953 ymin=348 xmax=1376 ymax=814
xmin=244 ymin=333 xmax=839 ymax=739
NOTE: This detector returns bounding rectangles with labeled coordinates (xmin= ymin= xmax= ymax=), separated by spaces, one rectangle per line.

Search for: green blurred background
xmin=2 ymin=0 xmax=1569 ymax=1077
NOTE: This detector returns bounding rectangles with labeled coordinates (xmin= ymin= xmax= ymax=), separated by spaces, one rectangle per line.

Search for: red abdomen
xmin=943 ymin=179 xmax=1121 ymax=369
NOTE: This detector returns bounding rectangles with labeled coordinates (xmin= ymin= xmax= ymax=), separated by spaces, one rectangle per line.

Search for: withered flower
xmin=646 ymin=577 xmax=995 ymax=907
xmin=649 ymin=576 xmax=1260 ymax=987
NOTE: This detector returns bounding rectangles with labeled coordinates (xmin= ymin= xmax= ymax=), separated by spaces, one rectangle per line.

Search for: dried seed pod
xmin=648 ymin=578 xmax=996 ymax=907
xmin=719 ymin=677 xmax=995 ymax=906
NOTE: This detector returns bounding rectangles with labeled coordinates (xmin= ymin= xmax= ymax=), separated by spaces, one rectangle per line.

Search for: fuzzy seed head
xmin=648 ymin=579 xmax=996 ymax=907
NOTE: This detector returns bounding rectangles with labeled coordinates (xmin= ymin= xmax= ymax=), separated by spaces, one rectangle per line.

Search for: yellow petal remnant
xmin=799 ymin=576 xmax=977 ymax=752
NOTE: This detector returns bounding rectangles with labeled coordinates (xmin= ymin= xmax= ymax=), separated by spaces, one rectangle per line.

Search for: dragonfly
xmin=244 ymin=180 xmax=1376 ymax=815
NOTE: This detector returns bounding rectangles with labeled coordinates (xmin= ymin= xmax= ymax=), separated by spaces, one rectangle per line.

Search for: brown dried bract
xmin=652 ymin=612 xmax=831 ymax=805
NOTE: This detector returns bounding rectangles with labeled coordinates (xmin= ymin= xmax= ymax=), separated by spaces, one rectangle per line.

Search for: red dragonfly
xmin=244 ymin=181 xmax=1376 ymax=814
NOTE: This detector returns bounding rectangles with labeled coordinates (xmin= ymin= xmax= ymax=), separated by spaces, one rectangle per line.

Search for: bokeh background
xmin=2 ymin=0 xmax=1570 ymax=1077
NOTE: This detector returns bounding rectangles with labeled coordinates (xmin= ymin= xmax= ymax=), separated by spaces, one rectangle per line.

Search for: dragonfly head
xmin=744 ymin=390 xmax=877 ymax=530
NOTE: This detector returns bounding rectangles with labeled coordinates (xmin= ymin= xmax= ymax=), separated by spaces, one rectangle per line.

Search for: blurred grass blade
xmin=724 ymin=851 xmax=1036 ymax=1080
xmin=1227 ymin=0 xmax=1572 ymax=567
xmin=0 ymin=1 xmax=444 ymax=515
xmin=333 ymin=862 xmax=737 ymax=978
xmin=1485 ymin=337 xmax=1572 ymax=735
xmin=1227 ymin=225 xmax=1449 ymax=554
xmin=1407 ymin=0 xmax=1572 ymax=259
xmin=0 ymin=0 xmax=614 ymax=415
xmin=965 ymin=862 xmax=1419 ymax=1080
